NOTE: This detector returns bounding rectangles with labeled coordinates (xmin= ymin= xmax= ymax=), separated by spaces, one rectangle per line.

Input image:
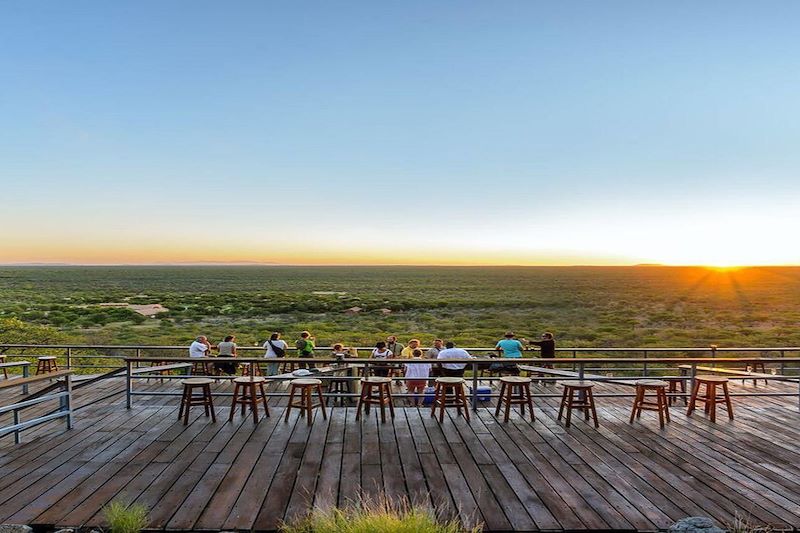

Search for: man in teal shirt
xmin=496 ymin=331 xmax=524 ymax=358
xmin=493 ymin=331 xmax=524 ymax=375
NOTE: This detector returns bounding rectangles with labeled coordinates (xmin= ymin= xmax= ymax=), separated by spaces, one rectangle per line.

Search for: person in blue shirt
xmin=492 ymin=332 xmax=525 ymax=375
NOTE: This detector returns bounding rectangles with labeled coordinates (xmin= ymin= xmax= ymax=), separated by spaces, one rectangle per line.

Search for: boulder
xmin=669 ymin=517 xmax=726 ymax=533
xmin=0 ymin=526 xmax=33 ymax=533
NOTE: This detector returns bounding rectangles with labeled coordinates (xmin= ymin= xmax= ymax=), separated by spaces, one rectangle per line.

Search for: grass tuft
xmin=280 ymin=493 xmax=482 ymax=533
xmin=102 ymin=499 xmax=149 ymax=533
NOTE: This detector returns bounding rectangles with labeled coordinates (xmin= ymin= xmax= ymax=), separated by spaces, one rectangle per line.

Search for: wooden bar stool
xmin=191 ymin=359 xmax=211 ymax=375
xmin=285 ymin=378 xmax=327 ymax=425
xmin=240 ymin=362 xmax=262 ymax=377
xmin=431 ymin=377 xmax=470 ymax=423
xmin=328 ymin=376 xmax=352 ymax=405
xmin=687 ymin=376 xmax=733 ymax=423
xmin=230 ymin=376 xmax=270 ymax=423
xmin=356 ymin=377 xmax=394 ymax=422
xmin=558 ymin=380 xmax=599 ymax=428
xmin=178 ymin=378 xmax=216 ymax=424
xmin=743 ymin=361 xmax=768 ymax=386
xmin=630 ymin=379 xmax=670 ymax=428
xmin=36 ymin=356 xmax=58 ymax=375
xmin=494 ymin=376 xmax=535 ymax=422
xmin=665 ymin=377 xmax=687 ymax=406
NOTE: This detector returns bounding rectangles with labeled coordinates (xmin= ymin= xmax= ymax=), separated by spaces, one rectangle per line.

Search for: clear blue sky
xmin=2 ymin=1 xmax=799 ymax=265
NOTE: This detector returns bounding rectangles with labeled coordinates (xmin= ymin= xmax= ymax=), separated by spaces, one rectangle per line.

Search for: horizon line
xmin=1 ymin=262 xmax=798 ymax=268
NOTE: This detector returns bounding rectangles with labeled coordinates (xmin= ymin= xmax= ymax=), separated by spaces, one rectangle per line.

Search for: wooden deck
xmin=1 ymin=376 xmax=800 ymax=531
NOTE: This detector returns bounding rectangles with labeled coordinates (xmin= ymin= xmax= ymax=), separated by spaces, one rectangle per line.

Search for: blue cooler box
xmin=422 ymin=386 xmax=436 ymax=405
xmin=469 ymin=386 xmax=492 ymax=402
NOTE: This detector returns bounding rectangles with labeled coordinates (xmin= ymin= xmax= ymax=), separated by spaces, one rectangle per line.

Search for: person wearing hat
xmin=493 ymin=331 xmax=524 ymax=375
xmin=296 ymin=331 xmax=316 ymax=369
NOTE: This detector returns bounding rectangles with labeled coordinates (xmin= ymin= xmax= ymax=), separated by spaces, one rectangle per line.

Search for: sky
xmin=1 ymin=1 xmax=799 ymax=266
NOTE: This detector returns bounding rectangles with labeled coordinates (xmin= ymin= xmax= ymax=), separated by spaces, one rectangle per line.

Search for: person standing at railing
xmin=404 ymin=349 xmax=431 ymax=406
xmin=215 ymin=335 xmax=238 ymax=375
xmin=529 ymin=332 xmax=556 ymax=383
xmin=295 ymin=331 xmax=316 ymax=369
xmin=493 ymin=331 xmax=524 ymax=376
xmin=263 ymin=332 xmax=287 ymax=375
xmin=189 ymin=336 xmax=211 ymax=358
xmin=436 ymin=341 xmax=473 ymax=377
xmin=370 ymin=341 xmax=392 ymax=377
xmin=426 ymin=338 xmax=445 ymax=384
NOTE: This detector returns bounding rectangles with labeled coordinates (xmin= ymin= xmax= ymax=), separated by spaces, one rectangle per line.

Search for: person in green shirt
xmin=296 ymin=330 xmax=316 ymax=369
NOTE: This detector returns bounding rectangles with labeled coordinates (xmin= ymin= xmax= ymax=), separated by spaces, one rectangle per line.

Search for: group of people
xmin=187 ymin=331 xmax=556 ymax=404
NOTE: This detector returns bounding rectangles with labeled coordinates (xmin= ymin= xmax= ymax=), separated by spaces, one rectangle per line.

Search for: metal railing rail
xmin=0 ymin=370 xmax=74 ymax=444
xmin=123 ymin=356 xmax=800 ymax=412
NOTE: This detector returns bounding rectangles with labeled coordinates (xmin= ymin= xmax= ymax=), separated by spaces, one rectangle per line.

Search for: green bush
xmin=102 ymin=499 xmax=149 ymax=533
xmin=280 ymin=494 xmax=481 ymax=533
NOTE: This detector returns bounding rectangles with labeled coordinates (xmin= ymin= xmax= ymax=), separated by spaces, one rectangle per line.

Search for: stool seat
xmin=285 ymin=379 xmax=327 ymax=425
xmin=558 ymin=380 xmax=594 ymax=389
xmin=695 ymin=376 xmax=730 ymax=383
xmin=181 ymin=377 xmax=215 ymax=386
xmin=233 ymin=376 xmax=266 ymax=384
xmin=362 ymin=377 xmax=392 ymax=384
xmin=290 ymin=378 xmax=322 ymax=386
xmin=496 ymin=376 xmax=534 ymax=422
xmin=558 ymin=380 xmax=599 ymax=428
xmin=435 ymin=377 xmax=465 ymax=384
xmin=38 ymin=356 xmax=56 ymax=360
xmin=635 ymin=379 xmax=668 ymax=388
xmin=500 ymin=376 xmax=532 ymax=384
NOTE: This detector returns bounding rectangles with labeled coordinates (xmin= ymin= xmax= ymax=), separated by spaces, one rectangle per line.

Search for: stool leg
xmin=179 ymin=386 xmax=187 ymax=421
xmin=285 ymin=385 xmax=297 ymax=422
xmin=565 ymin=389 xmax=574 ymax=428
xmin=229 ymin=384 xmax=239 ymax=421
xmin=722 ymin=382 xmax=734 ymax=420
xmin=317 ymin=384 xmax=328 ymax=420
xmin=260 ymin=383 xmax=270 ymax=417
xmin=431 ymin=383 xmax=440 ymax=418
xmin=558 ymin=386 xmax=568 ymax=421
xmin=662 ymin=388 xmax=671 ymax=423
xmin=305 ymin=387 xmax=313 ymax=425
xmin=385 ymin=383 xmax=395 ymax=419
xmin=206 ymin=384 xmax=216 ymax=422
xmin=708 ymin=384 xmax=716 ymax=423
xmin=587 ymin=388 xmax=599 ymax=428
xmin=183 ymin=387 xmax=192 ymax=425
xmin=356 ymin=384 xmax=368 ymax=420
xmin=495 ymin=381 xmax=507 ymax=417
xmin=250 ymin=384 xmax=259 ymax=423
xmin=459 ymin=385 xmax=470 ymax=422
xmin=630 ymin=387 xmax=641 ymax=424
xmin=686 ymin=379 xmax=700 ymax=415
xmin=504 ymin=385 xmax=512 ymax=422
xmin=656 ymin=388 xmax=665 ymax=429
xmin=379 ymin=384 xmax=387 ymax=423
xmin=525 ymin=385 xmax=535 ymax=422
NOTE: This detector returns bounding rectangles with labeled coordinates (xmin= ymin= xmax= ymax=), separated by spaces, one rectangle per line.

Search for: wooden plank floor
xmin=1 ymin=376 xmax=800 ymax=531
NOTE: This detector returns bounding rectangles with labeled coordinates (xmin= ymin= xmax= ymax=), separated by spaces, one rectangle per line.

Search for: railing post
xmin=64 ymin=373 xmax=73 ymax=429
xmin=709 ymin=344 xmax=717 ymax=369
xmin=572 ymin=350 xmax=577 ymax=372
xmin=22 ymin=364 xmax=29 ymax=395
xmin=66 ymin=347 xmax=72 ymax=370
xmin=135 ymin=348 xmax=142 ymax=369
xmin=780 ymin=350 xmax=785 ymax=375
xmin=472 ymin=361 xmax=478 ymax=411
xmin=126 ymin=359 xmax=133 ymax=409
xmin=642 ymin=350 xmax=648 ymax=377
xmin=13 ymin=409 xmax=20 ymax=444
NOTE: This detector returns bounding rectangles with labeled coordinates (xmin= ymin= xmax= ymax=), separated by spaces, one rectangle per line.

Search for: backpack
xmin=296 ymin=339 xmax=313 ymax=355
xmin=268 ymin=340 xmax=286 ymax=358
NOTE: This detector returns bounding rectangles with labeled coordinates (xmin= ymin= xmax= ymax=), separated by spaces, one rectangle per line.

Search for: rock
xmin=53 ymin=529 xmax=75 ymax=533
xmin=0 ymin=526 xmax=33 ymax=533
xmin=670 ymin=516 xmax=726 ymax=533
